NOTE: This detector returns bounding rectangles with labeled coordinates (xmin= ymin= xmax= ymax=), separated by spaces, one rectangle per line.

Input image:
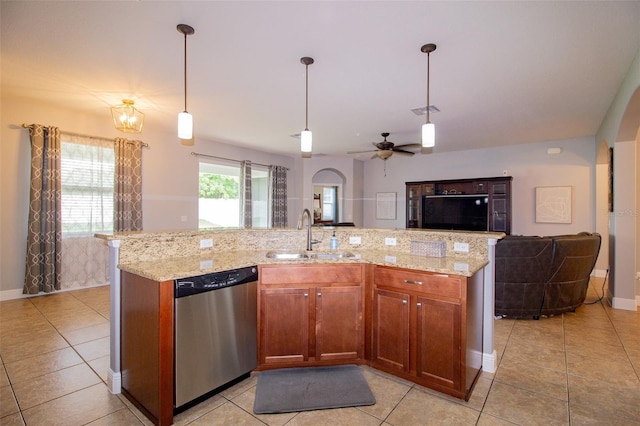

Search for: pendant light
xmin=421 ymin=43 xmax=436 ymax=148
xmin=111 ymin=99 xmax=145 ymax=133
xmin=177 ymin=24 xmax=195 ymax=140
xmin=300 ymin=56 xmax=314 ymax=158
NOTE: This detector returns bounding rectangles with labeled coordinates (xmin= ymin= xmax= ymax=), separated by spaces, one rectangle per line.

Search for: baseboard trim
xmin=482 ymin=350 xmax=497 ymax=373
xmin=592 ymin=268 xmax=608 ymax=278
xmin=0 ymin=282 xmax=109 ymax=302
xmin=612 ymin=297 xmax=638 ymax=311
xmin=108 ymin=369 xmax=122 ymax=394
xmin=0 ymin=288 xmax=27 ymax=301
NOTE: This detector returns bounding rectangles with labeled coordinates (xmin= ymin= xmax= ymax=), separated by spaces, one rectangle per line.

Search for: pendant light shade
xmin=422 ymin=122 xmax=435 ymax=148
xmin=111 ymin=99 xmax=145 ymax=133
xmin=177 ymin=24 xmax=195 ymax=141
xmin=421 ymin=43 xmax=437 ymax=148
xmin=178 ymin=112 xmax=193 ymax=139
xmin=300 ymin=56 xmax=314 ymax=158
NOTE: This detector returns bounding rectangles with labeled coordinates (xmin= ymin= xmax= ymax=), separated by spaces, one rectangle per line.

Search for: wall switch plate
xmin=349 ymin=236 xmax=362 ymax=245
xmin=453 ymin=242 xmax=469 ymax=253
xmin=385 ymin=237 xmax=397 ymax=246
xmin=200 ymin=239 xmax=213 ymax=249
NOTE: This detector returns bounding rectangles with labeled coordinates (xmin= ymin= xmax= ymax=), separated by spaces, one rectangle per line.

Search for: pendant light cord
xmin=305 ymin=63 xmax=309 ymax=131
xmin=426 ymin=51 xmax=430 ymax=125
xmin=183 ymin=31 xmax=188 ymax=113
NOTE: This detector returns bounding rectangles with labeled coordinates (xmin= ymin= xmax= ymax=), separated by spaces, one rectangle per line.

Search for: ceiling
xmin=2 ymin=1 xmax=639 ymax=158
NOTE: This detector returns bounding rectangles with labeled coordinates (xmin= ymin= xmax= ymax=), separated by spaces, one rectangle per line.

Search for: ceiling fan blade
xmin=371 ymin=153 xmax=379 ymax=160
xmin=391 ymin=149 xmax=415 ymax=156
xmin=393 ymin=143 xmax=421 ymax=150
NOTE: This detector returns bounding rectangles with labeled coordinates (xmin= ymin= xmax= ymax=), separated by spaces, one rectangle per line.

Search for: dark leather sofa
xmin=494 ymin=232 xmax=601 ymax=319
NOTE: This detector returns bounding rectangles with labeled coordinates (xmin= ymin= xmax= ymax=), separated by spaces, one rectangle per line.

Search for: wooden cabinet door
xmin=316 ymin=286 xmax=363 ymax=361
xmin=373 ymin=288 xmax=410 ymax=372
xmin=489 ymin=180 xmax=511 ymax=233
xmin=260 ymin=287 xmax=309 ymax=364
xmin=416 ymin=296 xmax=462 ymax=390
xmin=406 ymin=184 xmax=422 ymax=228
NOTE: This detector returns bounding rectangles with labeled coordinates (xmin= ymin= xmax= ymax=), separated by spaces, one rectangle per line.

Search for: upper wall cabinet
xmin=405 ymin=176 xmax=512 ymax=234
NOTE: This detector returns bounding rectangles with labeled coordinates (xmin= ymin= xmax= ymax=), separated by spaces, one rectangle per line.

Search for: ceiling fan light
xmin=301 ymin=129 xmax=312 ymax=157
xmin=422 ymin=122 xmax=435 ymax=148
xmin=178 ymin=112 xmax=193 ymax=140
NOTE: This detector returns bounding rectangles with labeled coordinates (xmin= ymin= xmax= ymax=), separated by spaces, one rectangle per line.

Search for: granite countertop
xmin=118 ymin=249 xmax=489 ymax=282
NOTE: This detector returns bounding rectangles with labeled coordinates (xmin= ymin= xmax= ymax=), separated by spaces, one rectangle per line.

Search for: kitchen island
xmin=97 ymin=227 xmax=502 ymax=425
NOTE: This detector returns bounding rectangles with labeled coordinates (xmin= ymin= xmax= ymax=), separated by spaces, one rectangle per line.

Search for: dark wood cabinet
xmin=120 ymin=271 xmax=174 ymax=426
xmin=372 ymin=266 xmax=483 ymax=400
xmin=406 ymin=176 xmax=512 ymax=234
xmin=258 ymin=264 xmax=365 ymax=369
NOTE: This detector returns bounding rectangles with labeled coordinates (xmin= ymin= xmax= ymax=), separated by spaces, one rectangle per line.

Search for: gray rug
xmin=253 ymin=365 xmax=376 ymax=414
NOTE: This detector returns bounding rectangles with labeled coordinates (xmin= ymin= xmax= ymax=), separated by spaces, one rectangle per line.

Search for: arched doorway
xmin=312 ymin=169 xmax=346 ymax=224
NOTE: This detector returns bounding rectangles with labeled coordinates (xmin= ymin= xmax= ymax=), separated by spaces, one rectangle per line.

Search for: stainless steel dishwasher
xmin=174 ymin=265 xmax=258 ymax=411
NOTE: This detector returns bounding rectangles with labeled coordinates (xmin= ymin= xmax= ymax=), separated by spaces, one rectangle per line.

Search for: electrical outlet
xmin=453 ymin=242 xmax=469 ymax=253
xmin=349 ymin=236 xmax=362 ymax=245
xmin=200 ymin=238 xmax=213 ymax=249
xmin=385 ymin=237 xmax=397 ymax=246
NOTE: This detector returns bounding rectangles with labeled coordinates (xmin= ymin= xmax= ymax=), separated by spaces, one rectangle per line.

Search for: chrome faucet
xmin=297 ymin=208 xmax=320 ymax=251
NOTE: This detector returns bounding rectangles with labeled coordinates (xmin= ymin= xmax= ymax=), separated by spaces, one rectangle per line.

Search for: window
xmin=60 ymin=136 xmax=115 ymax=236
xmin=198 ymin=161 xmax=270 ymax=229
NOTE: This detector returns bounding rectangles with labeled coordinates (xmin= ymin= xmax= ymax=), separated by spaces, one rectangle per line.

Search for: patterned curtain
xmin=23 ymin=125 xmax=62 ymax=294
xmin=240 ymin=160 xmax=252 ymax=228
xmin=269 ymin=165 xmax=288 ymax=228
xmin=114 ymin=138 xmax=143 ymax=231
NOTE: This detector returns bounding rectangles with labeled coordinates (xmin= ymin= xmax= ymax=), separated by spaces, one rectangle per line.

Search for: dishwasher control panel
xmin=175 ymin=265 xmax=258 ymax=298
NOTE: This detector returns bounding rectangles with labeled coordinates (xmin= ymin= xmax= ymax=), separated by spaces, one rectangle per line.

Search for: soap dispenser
xmin=330 ymin=230 xmax=339 ymax=250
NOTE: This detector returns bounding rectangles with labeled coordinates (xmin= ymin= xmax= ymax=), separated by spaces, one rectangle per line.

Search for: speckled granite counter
xmin=117 ymin=249 xmax=489 ymax=282
xmin=97 ymin=227 xmax=502 ymax=282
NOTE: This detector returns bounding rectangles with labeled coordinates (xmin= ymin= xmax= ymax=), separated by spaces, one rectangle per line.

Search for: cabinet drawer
xmin=374 ymin=267 xmax=462 ymax=299
xmin=260 ymin=264 xmax=362 ymax=285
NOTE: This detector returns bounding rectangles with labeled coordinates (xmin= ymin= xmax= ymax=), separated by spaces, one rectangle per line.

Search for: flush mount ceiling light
xmin=421 ymin=43 xmax=437 ymax=148
xmin=111 ymin=99 xmax=144 ymax=133
xmin=177 ymin=24 xmax=195 ymax=141
xmin=300 ymin=56 xmax=314 ymax=158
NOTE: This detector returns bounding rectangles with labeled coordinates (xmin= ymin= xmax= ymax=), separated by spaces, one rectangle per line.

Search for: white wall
xmin=596 ymin=48 xmax=640 ymax=307
xmin=0 ymin=94 xmax=298 ymax=294
xmin=362 ymin=137 xmax=596 ymax=238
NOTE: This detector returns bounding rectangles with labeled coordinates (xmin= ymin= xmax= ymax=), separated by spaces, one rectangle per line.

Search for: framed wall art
xmin=376 ymin=192 xmax=397 ymax=220
xmin=535 ymin=186 xmax=572 ymax=224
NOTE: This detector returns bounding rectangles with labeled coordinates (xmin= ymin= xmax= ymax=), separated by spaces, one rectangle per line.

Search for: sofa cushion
xmin=494 ymin=236 xmax=554 ymax=317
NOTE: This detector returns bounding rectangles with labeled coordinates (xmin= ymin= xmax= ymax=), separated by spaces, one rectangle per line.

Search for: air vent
xmin=411 ymin=105 xmax=440 ymax=116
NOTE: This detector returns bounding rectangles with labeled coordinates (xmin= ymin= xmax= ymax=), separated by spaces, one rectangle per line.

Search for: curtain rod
xmin=191 ymin=151 xmax=289 ymax=170
xmin=21 ymin=124 xmax=149 ymax=148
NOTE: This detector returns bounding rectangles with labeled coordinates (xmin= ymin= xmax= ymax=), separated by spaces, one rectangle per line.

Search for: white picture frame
xmin=376 ymin=192 xmax=397 ymax=220
xmin=535 ymin=186 xmax=572 ymax=223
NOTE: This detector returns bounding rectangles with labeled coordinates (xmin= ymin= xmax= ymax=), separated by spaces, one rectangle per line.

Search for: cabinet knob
xmin=402 ymin=300 xmax=408 ymax=305
xmin=304 ymin=293 xmax=308 ymax=297
xmin=417 ymin=303 xmax=422 ymax=307
xmin=317 ymin=293 xmax=321 ymax=297
xmin=403 ymin=279 xmax=423 ymax=285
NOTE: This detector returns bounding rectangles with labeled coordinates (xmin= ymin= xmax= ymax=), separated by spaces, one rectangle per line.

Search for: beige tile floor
xmin=1 ymin=278 xmax=639 ymax=425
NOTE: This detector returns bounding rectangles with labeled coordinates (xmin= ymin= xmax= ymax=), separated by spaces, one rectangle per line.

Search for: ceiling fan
xmin=348 ymin=133 xmax=421 ymax=160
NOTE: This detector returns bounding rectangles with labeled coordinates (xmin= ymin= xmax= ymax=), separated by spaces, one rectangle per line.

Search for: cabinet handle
xmin=304 ymin=293 xmax=308 ymax=297
xmin=402 ymin=300 xmax=408 ymax=305
xmin=403 ymin=279 xmax=423 ymax=285
xmin=417 ymin=303 xmax=422 ymax=307
xmin=317 ymin=293 xmax=321 ymax=297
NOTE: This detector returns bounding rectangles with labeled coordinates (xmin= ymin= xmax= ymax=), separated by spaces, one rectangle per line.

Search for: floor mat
xmin=253 ymin=364 xmax=376 ymax=414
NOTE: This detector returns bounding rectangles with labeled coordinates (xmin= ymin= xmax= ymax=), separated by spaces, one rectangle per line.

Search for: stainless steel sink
xmin=309 ymin=252 xmax=355 ymax=259
xmin=265 ymin=250 xmax=309 ymax=259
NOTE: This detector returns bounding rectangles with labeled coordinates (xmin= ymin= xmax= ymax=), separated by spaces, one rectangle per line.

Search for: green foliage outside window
xmin=199 ymin=173 xmax=239 ymax=199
